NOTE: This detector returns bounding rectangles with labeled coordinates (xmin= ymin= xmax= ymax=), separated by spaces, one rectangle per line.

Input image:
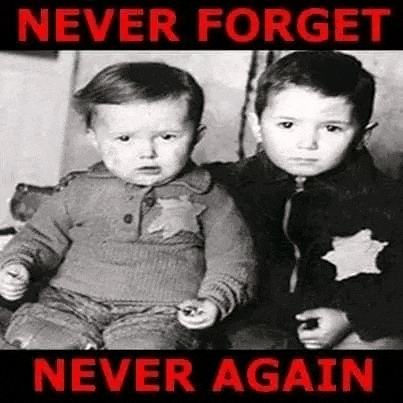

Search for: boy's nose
xmin=296 ymin=131 xmax=319 ymax=150
xmin=139 ymin=139 xmax=156 ymax=158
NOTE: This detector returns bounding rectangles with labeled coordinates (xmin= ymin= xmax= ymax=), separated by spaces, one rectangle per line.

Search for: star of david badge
xmin=321 ymin=228 xmax=388 ymax=281
xmin=147 ymin=195 xmax=206 ymax=239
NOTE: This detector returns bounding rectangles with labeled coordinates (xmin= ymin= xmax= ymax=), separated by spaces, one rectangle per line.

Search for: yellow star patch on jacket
xmin=147 ymin=196 xmax=206 ymax=239
xmin=321 ymin=229 xmax=388 ymax=281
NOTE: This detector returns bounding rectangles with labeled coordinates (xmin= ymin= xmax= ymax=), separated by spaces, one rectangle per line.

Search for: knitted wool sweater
xmin=207 ymin=149 xmax=403 ymax=340
xmin=0 ymin=162 xmax=256 ymax=319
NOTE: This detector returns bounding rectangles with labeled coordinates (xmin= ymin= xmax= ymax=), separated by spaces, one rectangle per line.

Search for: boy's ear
xmin=357 ymin=122 xmax=378 ymax=149
xmin=86 ymin=128 xmax=100 ymax=150
xmin=193 ymin=124 xmax=206 ymax=145
xmin=248 ymin=112 xmax=262 ymax=143
xmin=354 ymin=122 xmax=378 ymax=150
xmin=363 ymin=122 xmax=378 ymax=135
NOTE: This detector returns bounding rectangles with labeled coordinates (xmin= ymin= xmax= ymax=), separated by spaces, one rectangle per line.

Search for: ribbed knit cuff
xmin=198 ymin=279 xmax=247 ymax=321
xmin=0 ymin=253 xmax=33 ymax=272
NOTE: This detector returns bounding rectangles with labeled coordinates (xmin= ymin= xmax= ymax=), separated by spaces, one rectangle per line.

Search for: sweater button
xmin=143 ymin=196 xmax=155 ymax=208
xmin=123 ymin=213 xmax=133 ymax=224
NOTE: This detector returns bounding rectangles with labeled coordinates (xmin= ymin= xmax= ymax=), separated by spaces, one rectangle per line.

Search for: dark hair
xmin=73 ymin=62 xmax=204 ymax=129
xmin=255 ymin=51 xmax=375 ymax=133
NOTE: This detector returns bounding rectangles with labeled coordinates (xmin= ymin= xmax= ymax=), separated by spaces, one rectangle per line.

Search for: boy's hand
xmin=296 ymin=308 xmax=351 ymax=349
xmin=177 ymin=298 xmax=219 ymax=330
xmin=0 ymin=264 xmax=30 ymax=301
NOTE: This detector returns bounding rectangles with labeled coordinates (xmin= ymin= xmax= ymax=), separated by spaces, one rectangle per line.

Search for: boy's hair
xmin=255 ymin=51 xmax=375 ymax=133
xmin=73 ymin=62 xmax=204 ymax=129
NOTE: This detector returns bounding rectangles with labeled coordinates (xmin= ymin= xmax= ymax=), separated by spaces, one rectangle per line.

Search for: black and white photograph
xmin=2 ymin=49 xmax=403 ymax=350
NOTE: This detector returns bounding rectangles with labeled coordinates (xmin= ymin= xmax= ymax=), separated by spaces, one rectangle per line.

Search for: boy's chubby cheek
xmin=102 ymin=146 xmax=123 ymax=169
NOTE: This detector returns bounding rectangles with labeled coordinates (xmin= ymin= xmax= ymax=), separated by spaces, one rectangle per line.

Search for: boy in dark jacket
xmin=208 ymin=51 xmax=403 ymax=349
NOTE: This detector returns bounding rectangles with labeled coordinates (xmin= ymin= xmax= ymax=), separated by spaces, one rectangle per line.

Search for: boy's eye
xmin=116 ymin=135 xmax=131 ymax=142
xmin=325 ymin=125 xmax=342 ymax=133
xmin=159 ymin=133 xmax=178 ymax=141
xmin=278 ymin=121 xmax=293 ymax=129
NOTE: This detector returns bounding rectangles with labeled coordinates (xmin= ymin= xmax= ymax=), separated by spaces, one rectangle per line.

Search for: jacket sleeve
xmin=197 ymin=184 xmax=257 ymax=320
xmin=0 ymin=188 xmax=73 ymax=278
xmin=343 ymin=237 xmax=403 ymax=341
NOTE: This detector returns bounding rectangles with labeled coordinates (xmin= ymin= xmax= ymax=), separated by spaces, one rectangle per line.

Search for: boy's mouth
xmin=290 ymin=157 xmax=319 ymax=164
xmin=137 ymin=166 xmax=161 ymax=174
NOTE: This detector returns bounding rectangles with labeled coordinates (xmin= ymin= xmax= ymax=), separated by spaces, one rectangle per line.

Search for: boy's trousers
xmin=5 ymin=286 xmax=200 ymax=350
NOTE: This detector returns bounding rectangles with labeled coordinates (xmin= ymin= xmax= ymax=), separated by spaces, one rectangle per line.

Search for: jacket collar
xmin=86 ymin=161 xmax=211 ymax=194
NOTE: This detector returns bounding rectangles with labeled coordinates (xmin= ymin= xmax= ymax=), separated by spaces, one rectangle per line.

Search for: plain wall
xmin=0 ymin=51 xmax=76 ymax=227
xmin=348 ymin=51 xmax=403 ymax=178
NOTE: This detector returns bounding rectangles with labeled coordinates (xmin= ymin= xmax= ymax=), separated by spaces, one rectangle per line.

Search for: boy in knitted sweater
xmin=0 ymin=62 xmax=256 ymax=349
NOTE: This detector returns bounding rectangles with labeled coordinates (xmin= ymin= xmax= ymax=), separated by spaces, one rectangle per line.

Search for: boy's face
xmin=88 ymin=98 xmax=201 ymax=186
xmin=253 ymin=85 xmax=359 ymax=177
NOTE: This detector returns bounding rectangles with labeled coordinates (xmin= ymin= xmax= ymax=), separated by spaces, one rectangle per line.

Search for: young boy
xmin=208 ymin=51 xmax=403 ymax=349
xmin=0 ymin=62 xmax=256 ymax=349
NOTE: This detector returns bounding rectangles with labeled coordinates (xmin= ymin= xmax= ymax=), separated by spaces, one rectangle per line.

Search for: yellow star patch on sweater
xmin=321 ymin=229 xmax=388 ymax=281
xmin=147 ymin=196 xmax=206 ymax=239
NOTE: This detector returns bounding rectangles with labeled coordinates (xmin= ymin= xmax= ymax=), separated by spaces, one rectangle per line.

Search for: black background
xmin=1 ymin=0 xmax=403 ymax=401
xmin=0 ymin=350 xmax=401 ymax=401
xmin=1 ymin=0 xmax=403 ymax=50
